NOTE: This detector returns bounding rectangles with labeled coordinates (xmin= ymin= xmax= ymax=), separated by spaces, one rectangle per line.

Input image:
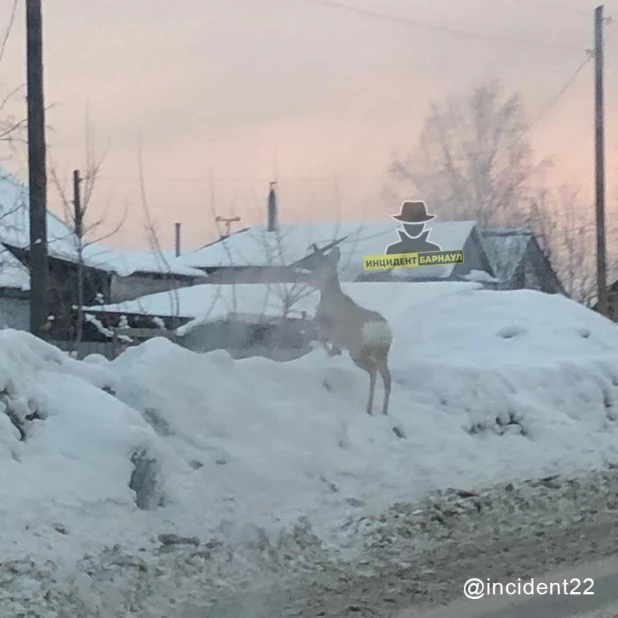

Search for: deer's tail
xmin=361 ymin=320 xmax=393 ymax=350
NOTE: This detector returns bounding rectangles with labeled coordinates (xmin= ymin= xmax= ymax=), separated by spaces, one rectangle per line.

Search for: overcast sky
xmin=1 ymin=0 xmax=617 ymax=250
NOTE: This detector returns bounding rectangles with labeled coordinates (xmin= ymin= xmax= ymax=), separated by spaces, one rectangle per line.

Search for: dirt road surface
xmin=398 ymin=557 xmax=618 ymax=618
xmin=5 ymin=466 xmax=618 ymax=617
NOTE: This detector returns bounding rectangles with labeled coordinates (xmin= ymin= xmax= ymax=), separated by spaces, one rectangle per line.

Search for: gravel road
xmin=205 ymin=465 xmax=618 ymax=618
xmin=5 ymin=465 xmax=618 ymax=617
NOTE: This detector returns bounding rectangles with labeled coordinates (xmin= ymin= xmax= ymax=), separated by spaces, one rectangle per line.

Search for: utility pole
xmin=216 ymin=215 xmax=241 ymax=239
xmin=174 ymin=222 xmax=182 ymax=257
xmin=73 ymin=170 xmax=83 ymax=239
xmin=595 ymin=5 xmax=608 ymax=316
xmin=26 ymin=0 xmax=49 ymax=339
xmin=72 ymin=169 xmax=85 ymax=343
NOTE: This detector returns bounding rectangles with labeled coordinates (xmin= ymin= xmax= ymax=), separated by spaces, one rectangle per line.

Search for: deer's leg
xmin=367 ymin=367 xmax=377 ymax=415
xmin=319 ymin=339 xmax=341 ymax=357
xmin=317 ymin=322 xmax=342 ymax=357
xmin=351 ymin=351 xmax=377 ymax=415
xmin=319 ymin=339 xmax=332 ymax=355
xmin=377 ymin=360 xmax=392 ymax=415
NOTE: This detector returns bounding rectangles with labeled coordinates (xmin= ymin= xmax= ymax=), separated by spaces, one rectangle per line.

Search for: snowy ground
xmin=1 ymin=283 xmax=618 ymax=614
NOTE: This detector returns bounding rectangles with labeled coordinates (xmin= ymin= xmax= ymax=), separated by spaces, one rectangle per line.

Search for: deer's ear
xmin=330 ymin=246 xmax=341 ymax=264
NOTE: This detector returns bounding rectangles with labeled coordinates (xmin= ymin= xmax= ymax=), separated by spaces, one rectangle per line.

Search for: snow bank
xmin=2 ymin=284 xmax=618 ymax=566
xmin=0 ymin=330 xmax=176 ymax=561
xmin=104 ymin=285 xmax=618 ymax=540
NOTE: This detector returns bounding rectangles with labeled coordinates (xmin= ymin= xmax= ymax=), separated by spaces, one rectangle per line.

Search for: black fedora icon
xmin=391 ymin=200 xmax=436 ymax=224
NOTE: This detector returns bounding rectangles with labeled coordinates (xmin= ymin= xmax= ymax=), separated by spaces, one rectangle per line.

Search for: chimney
xmin=174 ymin=222 xmax=181 ymax=257
xmin=267 ymin=181 xmax=278 ymax=232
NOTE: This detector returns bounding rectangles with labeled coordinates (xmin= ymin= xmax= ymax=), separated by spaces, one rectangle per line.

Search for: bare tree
xmin=527 ymin=184 xmax=599 ymax=305
xmin=204 ymin=181 xmax=381 ymax=358
xmin=136 ymin=136 xmax=184 ymax=325
xmin=0 ymin=2 xmax=30 ymax=276
xmin=390 ymin=79 xmax=547 ymax=227
xmin=0 ymin=1 xmax=27 ymax=164
xmin=50 ymin=117 xmax=126 ymax=343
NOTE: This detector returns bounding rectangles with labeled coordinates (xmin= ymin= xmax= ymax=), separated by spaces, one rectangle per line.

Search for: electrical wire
xmin=507 ymin=0 xmax=589 ymax=15
xmin=298 ymin=0 xmax=587 ymax=51
xmin=524 ymin=54 xmax=593 ymax=136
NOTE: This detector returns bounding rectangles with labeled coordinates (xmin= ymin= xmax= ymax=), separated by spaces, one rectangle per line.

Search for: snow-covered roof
xmin=0 ymin=168 xmax=204 ymax=281
xmin=82 ymin=245 xmax=207 ymax=278
xmin=86 ymin=282 xmax=319 ymax=321
xmin=176 ymin=220 xmax=476 ymax=281
xmin=479 ymin=228 xmax=534 ymax=283
xmin=84 ymin=280 xmax=481 ymax=326
xmin=0 ymin=246 xmax=29 ymax=291
xmin=0 ymin=168 xmax=81 ymax=263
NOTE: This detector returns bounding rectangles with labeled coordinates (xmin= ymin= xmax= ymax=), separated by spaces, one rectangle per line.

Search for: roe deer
xmin=303 ymin=245 xmax=393 ymax=415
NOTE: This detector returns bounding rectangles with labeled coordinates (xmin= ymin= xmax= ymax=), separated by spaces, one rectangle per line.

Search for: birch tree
xmin=390 ymin=79 xmax=545 ymax=227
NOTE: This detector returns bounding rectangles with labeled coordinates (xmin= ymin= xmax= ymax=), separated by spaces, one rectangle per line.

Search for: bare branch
xmin=0 ymin=0 xmax=18 ymax=67
xmin=137 ymin=136 xmax=181 ymax=320
xmin=391 ymin=80 xmax=540 ymax=227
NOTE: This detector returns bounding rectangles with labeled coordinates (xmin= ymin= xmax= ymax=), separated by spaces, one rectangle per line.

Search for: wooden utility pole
xmin=174 ymin=222 xmax=181 ymax=257
xmin=25 ymin=0 xmax=49 ymax=339
xmin=216 ymin=215 xmax=241 ymax=238
xmin=595 ymin=5 xmax=608 ymax=316
xmin=73 ymin=170 xmax=83 ymax=238
xmin=72 ymin=169 xmax=85 ymax=343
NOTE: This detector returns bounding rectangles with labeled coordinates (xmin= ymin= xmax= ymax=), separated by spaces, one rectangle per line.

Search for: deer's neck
xmin=318 ymin=275 xmax=346 ymax=308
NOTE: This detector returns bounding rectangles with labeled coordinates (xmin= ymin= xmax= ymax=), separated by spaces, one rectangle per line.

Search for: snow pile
xmin=1 ymin=283 xmax=618 ymax=570
xmin=0 ymin=330 xmax=180 ymax=561
xmin=98 ymin=286 xmax=618 ymax=541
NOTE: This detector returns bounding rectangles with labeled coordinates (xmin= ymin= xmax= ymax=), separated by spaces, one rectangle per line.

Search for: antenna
xmin=216 ymin=215 xmax=241 ymax=239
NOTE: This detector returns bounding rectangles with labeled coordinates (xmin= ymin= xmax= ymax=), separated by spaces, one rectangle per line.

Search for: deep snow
xmin=1 ymin=283 xmax=618 ymax=573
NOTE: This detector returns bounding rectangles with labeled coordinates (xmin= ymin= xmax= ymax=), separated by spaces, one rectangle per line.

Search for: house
xmin=83 ymin=281 xmax=320 ymax=360
xmin=84 ymin=279 xmax=485 ymax=359
xmin=0 ymin=169 xmax=206 ymax=340
xmin=0 ymin=169 xmax=105 ymax=338
xmin=0 ymin=246 xmax=30 ymax=330
xmin=3 ymin=243 xmax=205 ymax=341
xmin=175 ymin=219 xmax=497 ymax=285
xmin=478 ymin=228 xmax=566 ymax=295
xmin=82 ymin=245 xmax=206 ymax=303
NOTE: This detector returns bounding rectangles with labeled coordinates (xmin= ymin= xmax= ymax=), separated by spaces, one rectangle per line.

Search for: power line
xmin=508 ymin=0 xmax=588 ymax=15
xmin=525 ymin=54 xmax=593 ymax=134
xmin=96 ymin=175 xmax=390 ymax=183
xmin=298 ymin=0 xmax=586 ymax=51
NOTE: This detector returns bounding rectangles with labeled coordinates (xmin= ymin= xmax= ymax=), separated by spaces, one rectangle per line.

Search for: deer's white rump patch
xmin=362 ymin=320 xmax=393 ymax=347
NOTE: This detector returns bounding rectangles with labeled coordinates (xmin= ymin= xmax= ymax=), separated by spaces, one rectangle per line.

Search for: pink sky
xmin=1 ymin=0 xmax=617 ymax=251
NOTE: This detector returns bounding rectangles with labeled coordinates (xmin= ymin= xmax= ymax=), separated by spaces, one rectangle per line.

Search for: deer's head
xmin=303 ymin=246 xmax=341 ymax=291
